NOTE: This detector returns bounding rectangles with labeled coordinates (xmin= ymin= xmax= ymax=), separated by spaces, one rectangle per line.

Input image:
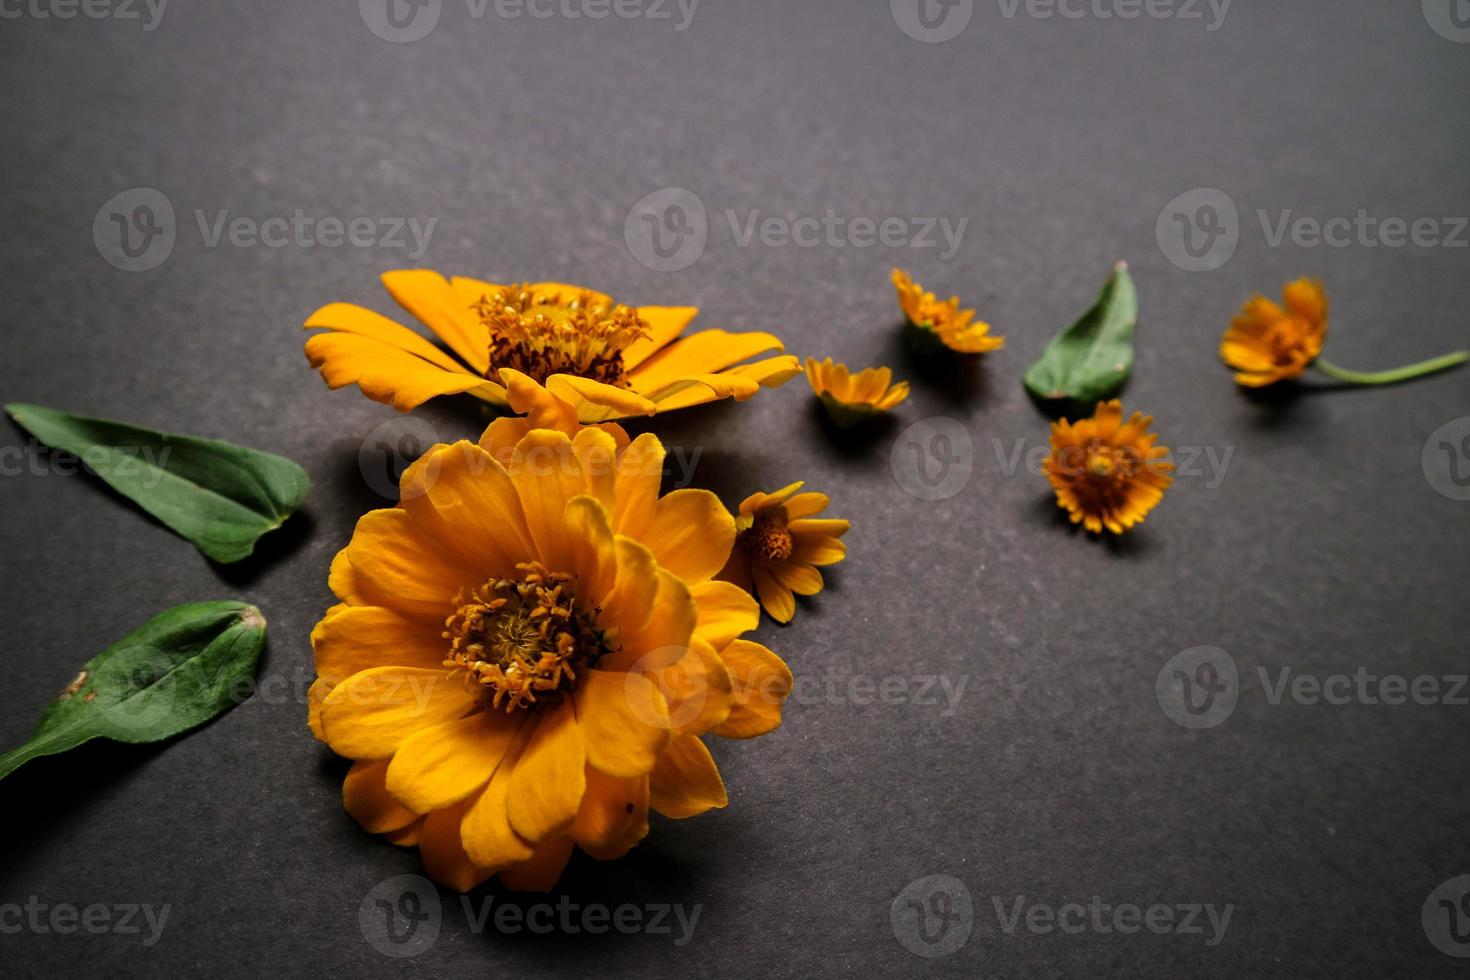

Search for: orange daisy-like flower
xmin=1042 ymin=400 xmax=1173 ymax=535
xmin=1220 ymin=278 xmax=1327 ymax=387
xmin=309 ymin=372 xmax=793 ymax=891
xmin=804 ymin=357 xmax=909 ymax=427
xmin=719 ymin=482 xmax=849 ymax=623
xmin=892 ymin=268 xmax=1005 ymax=354
xmin=304 ymin=270 xmax=799 ymax=421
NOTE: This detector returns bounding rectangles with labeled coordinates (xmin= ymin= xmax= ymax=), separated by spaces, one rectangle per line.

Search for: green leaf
xmin=0 ymin=601 xmax=267 ymax=781
xmin=1023 ymin=261 xmax=1137 ymax=406
xmin=6 ymin=404 xmax=309 ymax=563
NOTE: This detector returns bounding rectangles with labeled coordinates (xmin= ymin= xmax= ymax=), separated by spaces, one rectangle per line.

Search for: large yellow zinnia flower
xmin=304 ymin=270 xmax=800 ymax=421
xmin=309 ymin=371 xmax=793 ymax=891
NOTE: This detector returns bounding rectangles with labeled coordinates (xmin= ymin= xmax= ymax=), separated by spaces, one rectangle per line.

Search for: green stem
xmin=1313 ymin=351 xmax=1469 ymax=386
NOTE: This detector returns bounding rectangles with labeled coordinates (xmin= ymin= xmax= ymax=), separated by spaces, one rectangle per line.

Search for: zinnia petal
xmin=506 ymin=700 xmax=586 ymax=842
xmin=650 ymin=735 xmax=728 ymax=819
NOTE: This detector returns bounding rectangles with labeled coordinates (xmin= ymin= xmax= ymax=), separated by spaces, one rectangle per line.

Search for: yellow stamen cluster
xmin=443 ymin=562 xmax=607 ymax=713
xmin=474 ymin=284 xmax=651 ymax=387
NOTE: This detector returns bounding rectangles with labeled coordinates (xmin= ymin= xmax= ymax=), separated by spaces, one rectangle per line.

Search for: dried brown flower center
xmin=443 ymin=562 xmax=608 ymax=713
xmin=745 ymin=511 xmax=794 ymax=562
xmin=473 ymin=284 xmax=651 ymax=387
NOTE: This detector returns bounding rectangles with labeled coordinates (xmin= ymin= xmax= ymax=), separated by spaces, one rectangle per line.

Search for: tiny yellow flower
xmin=310 ymin=375 xmax=793 ymax=891
xmin=892 ymin=268 xmax=1005 ymax=354
xmin=1220 ymin=278 xmax=1327 ymax=387
xmin=804 ymin=357 xmax=909 ymax=427
xmin=304 ymin=271 xmax=799 ymax=421
xmin=1043 ymin=400 xmax=1173 ymax=535
xmin=720 ymin=482 xmax=849 ymax=623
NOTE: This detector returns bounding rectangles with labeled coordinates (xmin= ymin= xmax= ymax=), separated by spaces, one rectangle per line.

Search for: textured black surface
xmin=2 ymin=0 xmax=1469 ymax=976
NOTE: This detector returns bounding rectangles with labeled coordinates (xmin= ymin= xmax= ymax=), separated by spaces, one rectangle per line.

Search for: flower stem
xmin=1313 ymin=351 xmax=1469 ymax=386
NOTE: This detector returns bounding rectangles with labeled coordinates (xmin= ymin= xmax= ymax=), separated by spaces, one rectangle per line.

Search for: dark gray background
xmin=2 ymin=0 xmax=1468 ymax=976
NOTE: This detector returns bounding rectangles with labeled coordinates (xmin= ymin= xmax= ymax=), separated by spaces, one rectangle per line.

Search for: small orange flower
xmin=719 ymin=483 xmax=849 ymax=623
xmin=1043 ymin=401 xmax=1173 ymax=535
xmin=892 ymin=268 xmax=1004 ymax=354
xmin=804 ymin=357 xmax=909 ymax=426
xmin=1220 ymin=278 xmax=1327 ymax=387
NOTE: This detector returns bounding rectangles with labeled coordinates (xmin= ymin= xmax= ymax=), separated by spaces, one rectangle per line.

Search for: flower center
xmin=1085 ymin=449 xmax=1115 ymax=479
xmin=443 ymin=562 xmax=608 ymax=713
xmin=473 ymin=284 xmax=651 ymax=387
xmin=744 ymin=511 xmax=794 ymax=562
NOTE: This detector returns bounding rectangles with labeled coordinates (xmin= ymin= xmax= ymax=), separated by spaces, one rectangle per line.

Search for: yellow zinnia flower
xmin=892 ymin=268 xmax=1005 ymax=354
xmin=1043 ymin=400 xmax=1173 ymax=535
xmin=719 ymin=482 xmax=849 ymax=623
xmin=804 ymin=357 xmax=909 ymax=427
xmin=304 ymin=270 xmax=799 ymax=421
xmin=309 ymin=376 xmax=793 ymax=891
xmin=1220 ymin=277 xmax=1327 ymax=387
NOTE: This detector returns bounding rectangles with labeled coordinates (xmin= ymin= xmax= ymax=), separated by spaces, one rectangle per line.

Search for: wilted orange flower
xmin=304 ymin=271 xmax=798 ymax=421
xmin=1043 ymin=400 xmax=1173 ymax=535
xmin=719 ymin=482 xmax=848 ymax=623
xmin=892 ymin=268 xmax=1004 ymax=354
xmin=309 ymin=373 xmax=793 ymax=891
xmin=804 ymin=357 xmax=909 ymax=426
xmin=1220 ymin=278 xmax=1327 ymax=387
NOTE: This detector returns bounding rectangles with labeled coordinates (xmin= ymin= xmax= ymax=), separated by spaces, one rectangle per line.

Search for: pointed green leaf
xmin=0 ymin=601 xmax=267 ymax=781
xmin=6 ymin=404 xmax=309 ymax=563
xmin=1023 ymin=262 xmax=1137 ymax=406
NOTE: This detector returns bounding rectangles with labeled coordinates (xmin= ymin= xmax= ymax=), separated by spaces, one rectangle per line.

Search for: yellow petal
xmin=386 ymin=711 xmax=523 ymax=813
xmin=304 ymin=332 xmax=501 ymax=412
xmin=628 ymin=330 xmax=785 ymax=390
xmin=460 ymin=731 xmax=536 ymax=869
xmin=344 ymin=508 xmax=472 ymax=619
xmin=508 ymin=429 xmax=584 ymax=571
xmin=420 ymin=801 xmax=492 ymax=893
xmin=398 ymin=440 xmax=534 ymax=579
xmin=382 ymin=269 xmax=490 ymax=374
xmin=753 ymin=565 xmax=796 ymax=623
xmin=652 ymin=635 xmax=733 ymax=737
xmin=791 ymin=534 xmax=847 ymax=567
xmin=788 ymin=518 xmax=850 ymax=538
xmin=546 ymin=374 xmax=656 ymax=423
xmin=649 ymin=735 xmax=727 ymax=819
xmin=343 ymin=758 xmax=418 ymax=834
xmin=319 ymin=666 xmax=474 ymax=759
xmin=712 ymin=640 xmax=793 ymax=740
xmin=639 ymin=489 xmax=736 ymax=585
xmin=771 ymin=560 xmax=824 ymax=596
xmin=600 ymin=535 xmax=659 ymax=636
xmin=304 ymin=302 xmax=469 ymax=373
xmin=608 ymin=567 xmax=698 ymax=670
xmin=575 ymin=669 xmax=670 ymax=778
xmin=783 ymin=492 xmax=830 ymax=519
xmin=610 ymin=433 xmax=665 ymax=539
xmin=624 ymin=306 xmax=699 ymax=367
xmin=311 ymin=605 xmax=446 ymax=686
xmin=571 ymin=768 xmax=650 ymax=860
xmin=498 ymin=835 xmax=575 ymax=892
xmin=563 ymin=495 xmax=619 ymax=604
xmin=506 ymin=700 xmax=586 ymax=842
xmin=691 ymin=580 xmax=760 ymax=650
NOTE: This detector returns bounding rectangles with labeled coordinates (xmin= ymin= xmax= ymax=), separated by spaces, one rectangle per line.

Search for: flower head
xmin=804 ymin=357 xmax=909 ymax=427
xmin=719 ymin=482 xmax=849 ymax=623
xmin=305 ymin=271 xmax=799 ymax=421
xmin=1220 ymin=278 xmax=1327 ymax=387
xmin=309 ymin=381 xmax=793 ymax=891
xmin=1043 ymin=400 xmax=1173 ymax=535
xmin=892 ymin=268 xmax=1004 ymax=354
